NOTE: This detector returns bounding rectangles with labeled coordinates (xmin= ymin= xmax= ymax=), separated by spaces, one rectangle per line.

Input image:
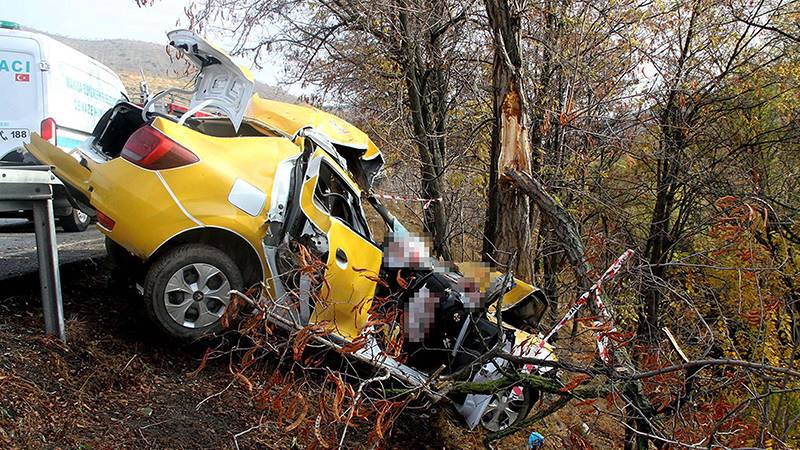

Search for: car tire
xmin=479 ymin=385 xmax=537 ymax=432
xmin=143 ymin=244 xmax=243 ymax=341
xmin=60 ymin=208 xmax=91 ymax=232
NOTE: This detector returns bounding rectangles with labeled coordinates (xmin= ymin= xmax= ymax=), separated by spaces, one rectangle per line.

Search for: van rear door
xmin=0 ymin=33 xmax=42 ymax=161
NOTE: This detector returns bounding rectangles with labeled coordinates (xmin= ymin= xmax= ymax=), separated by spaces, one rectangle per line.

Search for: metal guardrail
xmin=0 ymin=165 xmax=66 ymax=342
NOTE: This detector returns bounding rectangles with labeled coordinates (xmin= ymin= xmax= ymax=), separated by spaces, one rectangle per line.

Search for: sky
xmin=3 ymin=0 xmax=294 ymax=92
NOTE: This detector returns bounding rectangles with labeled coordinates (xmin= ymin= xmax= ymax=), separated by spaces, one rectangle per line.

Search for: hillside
xmin=37 ymin=31 xmax=295 ymax=102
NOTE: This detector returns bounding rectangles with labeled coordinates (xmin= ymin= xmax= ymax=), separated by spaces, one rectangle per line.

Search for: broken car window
xmin=313 ymin=162 xmax=371 ymax=239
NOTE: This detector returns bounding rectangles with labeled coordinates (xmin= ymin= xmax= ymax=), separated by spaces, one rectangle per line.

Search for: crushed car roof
xmin=246 ymin=95 xmax=381 ymax=159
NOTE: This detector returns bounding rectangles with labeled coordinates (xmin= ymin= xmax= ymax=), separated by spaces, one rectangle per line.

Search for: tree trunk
xmin=542 ymin=219 xmax=563 ymax=327
xmin=640 ymin=91 xmax=690 ymax=338
xmin=527 ymin=0 xmax=561 ymax=323
xmin=638 ymin=1 xmax=699 ymax=341
xmin=397 ymin=6 xmax=452 ymax=260
xmin=405 ymin=67 xmax=452 ymax=260
xmin=482 ymin=0 xmax=534 ymax=279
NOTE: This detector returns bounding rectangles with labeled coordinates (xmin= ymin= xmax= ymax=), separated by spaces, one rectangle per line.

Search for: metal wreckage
xmin=25 ymin=30 xmax=632 ymax=432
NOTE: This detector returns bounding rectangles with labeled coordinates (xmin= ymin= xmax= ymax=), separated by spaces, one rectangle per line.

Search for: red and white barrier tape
xmin=515 ymin=249 xmax=634 ymax=392
xmin=372 ymin=193 xmax=443 ymax=210
xmin=538 ymin=249 xmax=633 ymax=362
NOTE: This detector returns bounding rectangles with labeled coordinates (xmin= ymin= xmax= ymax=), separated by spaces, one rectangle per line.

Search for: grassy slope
xmin=0 ymin=257 xmax=621 ymax=449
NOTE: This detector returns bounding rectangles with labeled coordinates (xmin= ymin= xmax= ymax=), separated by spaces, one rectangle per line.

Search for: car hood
xmin=167 ymin=29 xmax=254 ymax=130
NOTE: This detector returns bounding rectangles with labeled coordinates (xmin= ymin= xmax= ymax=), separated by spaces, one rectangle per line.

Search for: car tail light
xmin=120 ymin=126 xmax=199 ymax=170
xmin=41 ymin=117 xmax=56 ymax=144
xmin=96 ymin=210 xmax=115 ymax=231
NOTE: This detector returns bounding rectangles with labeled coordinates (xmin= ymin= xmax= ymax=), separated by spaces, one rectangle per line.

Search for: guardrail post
xmin=31 ymin=197 xmax=65 ymax=342
xmin=1 ymin=165 xmax=66 ymax=342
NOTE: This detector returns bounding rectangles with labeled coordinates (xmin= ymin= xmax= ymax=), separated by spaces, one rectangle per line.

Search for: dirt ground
xmin=0 ymin=257 xmax=621 ymax=449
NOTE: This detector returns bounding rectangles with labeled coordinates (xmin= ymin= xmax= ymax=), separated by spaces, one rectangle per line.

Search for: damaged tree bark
xmin=481 ymin=8 xmax=656 ymax=445
xmin=482 ymin=0 xmax=534 ymax=280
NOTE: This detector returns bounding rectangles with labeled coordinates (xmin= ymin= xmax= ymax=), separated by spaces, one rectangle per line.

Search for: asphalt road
xmin=0 ymin=219 xmax=106 ymax=281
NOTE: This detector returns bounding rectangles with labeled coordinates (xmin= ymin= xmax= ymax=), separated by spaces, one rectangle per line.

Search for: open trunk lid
xmin=167 ymin=30 xmax=254 ymax=131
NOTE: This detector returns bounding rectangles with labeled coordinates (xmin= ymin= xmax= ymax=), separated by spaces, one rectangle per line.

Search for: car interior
xmin=90 ymin=101 xmax=283 ymax=160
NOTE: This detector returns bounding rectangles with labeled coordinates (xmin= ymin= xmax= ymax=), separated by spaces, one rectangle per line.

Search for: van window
xmin=314 ymin=162 xmax=372 ymax=240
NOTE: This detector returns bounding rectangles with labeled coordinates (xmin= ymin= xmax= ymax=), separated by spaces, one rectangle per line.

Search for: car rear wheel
xmin=143 ymin=244 xmax=243 ymax=341
xmin=60 ymin=209 xmax=91 ymax=232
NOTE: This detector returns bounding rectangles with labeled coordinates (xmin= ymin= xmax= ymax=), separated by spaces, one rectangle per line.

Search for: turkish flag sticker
xmin=15 ymin=73 xmax=30 ymax=82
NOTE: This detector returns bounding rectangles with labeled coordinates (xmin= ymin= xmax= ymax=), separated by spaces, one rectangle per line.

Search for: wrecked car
xmin=25 ymin=30 xmax=557 ymax=432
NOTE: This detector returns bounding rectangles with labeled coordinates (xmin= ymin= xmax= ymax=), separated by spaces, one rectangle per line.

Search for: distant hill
xmin=31 ymin=30 xmax=296 ymax=103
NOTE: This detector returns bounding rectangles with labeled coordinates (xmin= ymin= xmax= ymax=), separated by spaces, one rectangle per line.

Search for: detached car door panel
xmin=25 ymin=134 xmax=94 ymax=207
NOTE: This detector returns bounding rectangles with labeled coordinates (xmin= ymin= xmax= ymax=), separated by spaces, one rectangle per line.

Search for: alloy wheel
xmin=163 ymin=263 xmax=231 ymax=329
xmin=75 ymin=210 xmax=89 ymax=224
xmin=480 ymin=389 xmax=528 ymax=432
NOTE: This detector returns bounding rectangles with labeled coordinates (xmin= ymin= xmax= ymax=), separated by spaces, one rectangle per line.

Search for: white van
xmin=0 ymin=21 xmax=127 ymax=231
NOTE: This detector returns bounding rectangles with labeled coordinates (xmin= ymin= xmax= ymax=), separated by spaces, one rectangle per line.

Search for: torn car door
xmin=298 ymin=150 xmax=383 ymax=340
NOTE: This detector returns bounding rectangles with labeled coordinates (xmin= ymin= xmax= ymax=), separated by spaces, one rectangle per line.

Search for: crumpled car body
xmin=25 ymin=30 xmax=556 ymax=432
